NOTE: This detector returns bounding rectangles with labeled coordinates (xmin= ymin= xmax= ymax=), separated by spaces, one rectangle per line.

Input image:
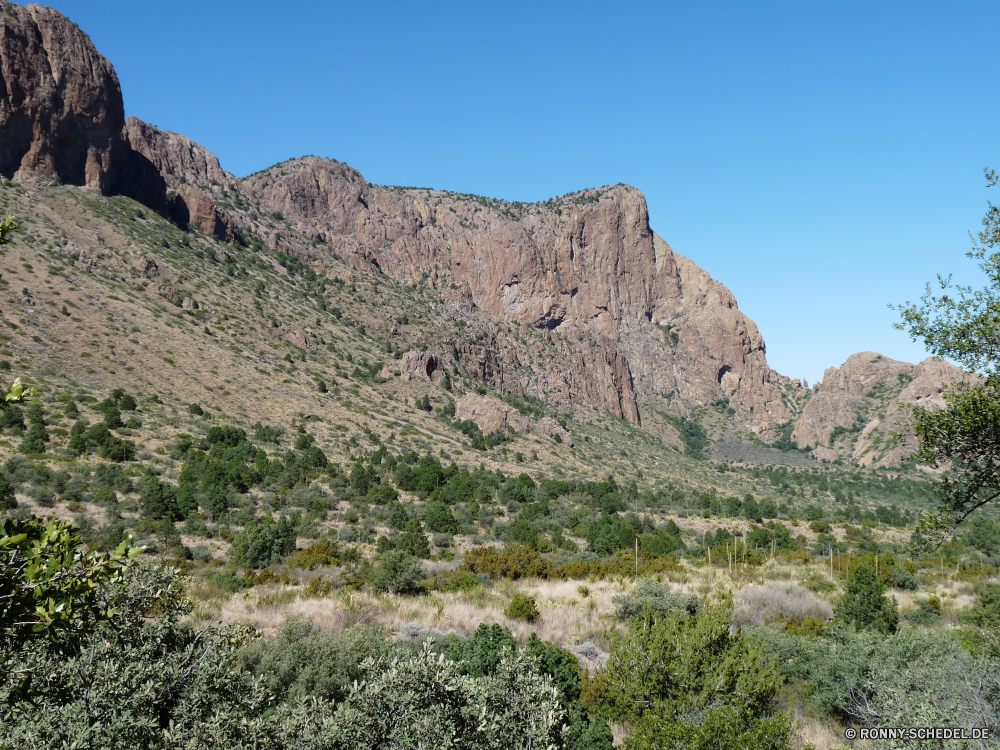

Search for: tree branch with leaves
xmin=894 ymin=169 xmax=1000 ymax=543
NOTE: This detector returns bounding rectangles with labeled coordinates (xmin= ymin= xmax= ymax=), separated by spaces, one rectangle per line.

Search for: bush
xmin=423 ymin=500 xmax=459 ymax=534
xmin=588 ymin=601 xmax=793 ymax=750
xmin=447 ymin=623 xmax=518 ymax=676
xmin=758 ymin=626 xmax=995 ymax=734
xmin=239 ymin=618 xmax=410 ymax=703
xmin=19 ymin=423 xmax=48 ymax=454
xmin=396 ymin=529 xmax=432 ymax=559
xmin=372 ymin=550 xmax=425 ymax=594
xmin=428 ymin=569 xmax=480 ymax=592
xmin=613 ymin=579 xmax=700 ymax=622
xmin=329 ymin=642 xmax=565 ymax=748
xmin=0 ymin=405 xmax=25 ymax=432
xmin=963 ymin=582 xmax=1000 ymax=626
xmin=508 ymin=517 xmax=540 ymax=549
xmin=835 ymin=564 xmax=899 ymax=634
xmin=285 ymin=541 xmax=340 ymax=570
xmin=0 ymin=475 xmax=16 ymax=510
xmin=505 ymin=593 xmax=540 ymax=623
xmin=890 ymin=566 xmax=918 ymax=590
xmin=228 ymin=517 xmax=297 ymax=568
xmin=462 ymin=544 xmax=552 ymax=580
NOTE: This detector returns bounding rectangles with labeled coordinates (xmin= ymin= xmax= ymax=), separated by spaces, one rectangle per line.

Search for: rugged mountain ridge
xmin=0 ymin=0 xmax=797 ymax=441
xmin=791 ymin=352 xmax=975 ymax=467
xmin=0 ymin=1 xmax=165 ymax=206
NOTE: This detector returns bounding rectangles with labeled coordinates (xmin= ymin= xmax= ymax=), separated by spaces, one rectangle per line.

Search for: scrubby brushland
xmin=1 ymin=2 xmax=1000 ymax=748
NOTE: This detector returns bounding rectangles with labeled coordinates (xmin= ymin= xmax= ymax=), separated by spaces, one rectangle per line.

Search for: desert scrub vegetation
xmin=1 ymin=372 xmax=999 ymax=747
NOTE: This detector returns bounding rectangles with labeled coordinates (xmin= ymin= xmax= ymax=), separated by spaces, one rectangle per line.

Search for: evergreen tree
xmin=835 ymin=564 xmax=899 ymax=634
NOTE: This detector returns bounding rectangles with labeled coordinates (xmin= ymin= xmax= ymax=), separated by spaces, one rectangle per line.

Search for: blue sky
xmin=47 ymin=0 xmax=1000 ymax=384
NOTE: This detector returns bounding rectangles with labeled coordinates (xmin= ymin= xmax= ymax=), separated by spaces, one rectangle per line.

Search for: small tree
xmin=423 ymin=500 xmax=459 ymax=534
xmin=895 ymin=170 xmax=1000 ymax=540
xmin=588 ymin=600 xmax=793 ymax=750
xmin=0 ymin=476 xmax=15 ymax=510
xmin=835 ymin=564 xmax=899 ymax=634
xmin=372 ymin=550 xmax=424 ymax=594
xmin=505 ymin=593 xmax=540 ymax=623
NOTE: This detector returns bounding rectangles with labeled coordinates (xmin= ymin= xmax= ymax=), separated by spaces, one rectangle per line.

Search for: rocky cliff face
xmin=792 ymin=352 xmax=975 ymax=467
xmin=231 ymin=157 xmax=792 ymax=431
xmin=0 ymin=1 xmax=792 ymax=438
xmin=0 ymin=2 xmax=164 ymax=205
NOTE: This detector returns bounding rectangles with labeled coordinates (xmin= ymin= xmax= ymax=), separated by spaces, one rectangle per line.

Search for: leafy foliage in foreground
xmin=0 ymin=515 xmax=604 ymax=749
xmin=0 ymin=516 xmax=137 ymax=651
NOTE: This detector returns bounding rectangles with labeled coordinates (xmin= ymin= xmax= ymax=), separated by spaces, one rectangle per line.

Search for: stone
xmin=536 ymin=416 xmax=573 ymax=447
xmin=172 ymin=185 xmax=234 ymax=242
xmin=156 ymin=285 xmax=178 ymax=304
xmin=793 ymin=352 xmax=976 ymax=467
xmin=282 ymin=328 xmax=310 ymax=350
xmin=399 ymin=350 xmax=441 ymax=380
xmin=0 ymin=3 xmax=164 ymax=206
xmin=238 ymin=158 xmax=790 ymax=430
xmin=5 ymin=7 xmax=816 ymax=437
xmin=455 ymin=393 xmax=531 ymax=436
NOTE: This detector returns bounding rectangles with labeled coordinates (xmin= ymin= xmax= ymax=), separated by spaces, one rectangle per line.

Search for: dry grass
xmin=218 ymin=576 xmax=626 ymax=646
xmin=733 ymin=582 xmax=833 ymax=627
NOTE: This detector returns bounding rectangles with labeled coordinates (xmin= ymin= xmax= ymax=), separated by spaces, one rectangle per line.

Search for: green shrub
xmin=508 ymin=517 xmax=540 ymax=549
xmin=613 ymin=579 xmax=700 ymax=622
xmin=423 ymin=500 xmax=459 ymax=534
xmin=447 ymin=623 xmax=518 ymax=676
xmin=429 ymin=569 xmax=480 ymax=592
xmin=239 ymin=618 xmax=410 ymax=703
xmin=835 ymin=564 xmax=899 ymax=634
xmin=588 ymin=601 xmax=792 ymax=750
xmin=0 ymin=405 xmax=25 ymax=432
xmin=228 ymin=517 xmax=297 ymax=568
xmin=890 ymin=566 xmax=918 ymax=590
xmin=395 ymin=529 xmax=431 ymax=558
xmin=0 ymin=475 xmax=16 ymax=510
xmin=372 ymin=550 xmax=425 ymax=594
xmin=328 ymin=641 xmax=565 ymax=748
xmin=285 ymin=541 xmax=340 ymax=570
xmin=19 ymin=423 xmax=48 ymax=454
xmin=505 ymin=593 xmax=540 ymax=623
xmin=213 ymin=569 xmax=249 ymax=592
xmin=462 ymin=544 xmax=552 ymax=580
xmin=963 ymin=582 xmax=1000 ymax=626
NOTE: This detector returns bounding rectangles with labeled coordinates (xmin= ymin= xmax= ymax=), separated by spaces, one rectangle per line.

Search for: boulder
xmin=455 ymin=394 xmax=530 ymax=436
xmin=536 ymin=416 xmax=573 ymax=447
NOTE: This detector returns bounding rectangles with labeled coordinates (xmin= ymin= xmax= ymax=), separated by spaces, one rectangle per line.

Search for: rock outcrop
xmin=792 ymin=352 xmax=975 ymax=467
xmin=233 ymin=157 xmax=790 ymax=431
xmin=454 ymin=393 xmax=572 ymax=446
xmin=455 ymin=394 xmax=531 ymax=436
xmin=122 ymin=116 xmax=237 ymax=190
xmin=122 ymin=116 xmax=237 ymax=233
xmin=399 ymin=350 xmax=443 ymax=382
xmin=0 ymin=2 xmax=164 ymax=206
xmin=0 ymin=2 xmax=794 ymax=436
